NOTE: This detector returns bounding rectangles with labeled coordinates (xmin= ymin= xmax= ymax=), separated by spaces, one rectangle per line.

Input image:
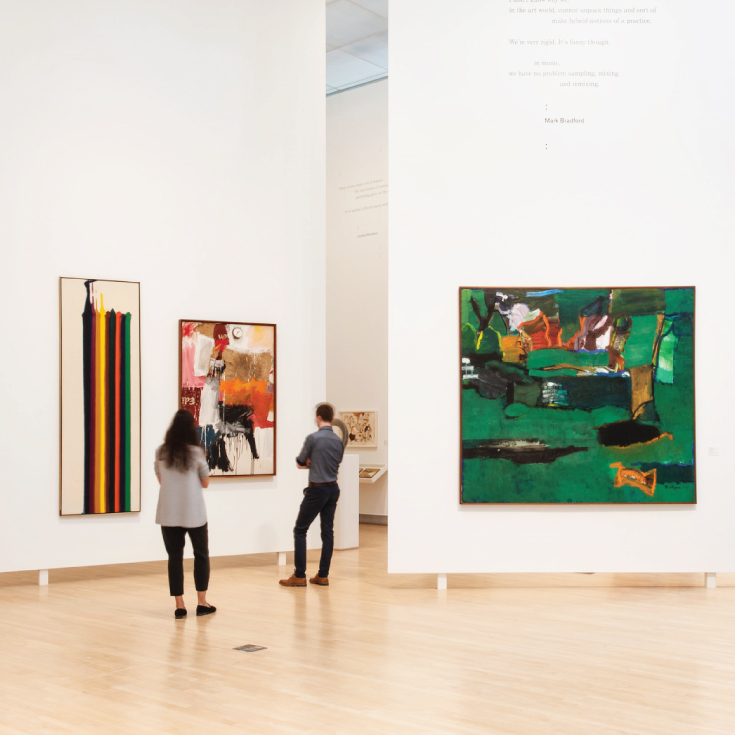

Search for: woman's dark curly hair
xmin=161 ymin=409 xmax=200 ymax=471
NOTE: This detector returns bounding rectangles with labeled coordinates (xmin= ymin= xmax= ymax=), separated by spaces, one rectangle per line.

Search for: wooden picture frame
xmin=459 ymin=286 xmax=696 ymax=504
xmin=59 ymin=277 xmax=142 ymax=515
xmin=179 ymin=320 xmax=276 ymax=477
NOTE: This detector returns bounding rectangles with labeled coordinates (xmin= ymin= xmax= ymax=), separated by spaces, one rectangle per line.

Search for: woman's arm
xmin=200 ymin=477 xmax=209 ymax=489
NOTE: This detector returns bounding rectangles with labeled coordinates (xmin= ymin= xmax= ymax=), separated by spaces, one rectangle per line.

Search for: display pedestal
xmin=277 ymin=552 xmax=287 ymax=566
xmin=334 ymin=454 xmax=359 ymax=550
xmin=437 ymin=573 xmax=447 ymax=591
xmin=705 ymin=572 xmax=717 ymax=589
xmin=358 ymin=464 xmax=387 ymax=484
xmin=38 ymin=570 xmax=48 ymax=586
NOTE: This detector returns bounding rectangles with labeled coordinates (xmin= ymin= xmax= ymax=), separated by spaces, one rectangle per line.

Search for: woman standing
xmin=155 ymin=409 xmax=216 ymax=618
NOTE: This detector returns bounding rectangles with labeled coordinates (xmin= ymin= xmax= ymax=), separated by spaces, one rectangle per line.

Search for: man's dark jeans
xmin=293 ymin=483 xmax=340 ymax=578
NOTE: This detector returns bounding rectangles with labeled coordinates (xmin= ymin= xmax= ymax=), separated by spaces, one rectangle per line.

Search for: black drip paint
xmin=82 ymin=280 xmax=95 ymax=514
xmin=223 ymin=405 xmax=260 ymax=459
xmin=210 ymin=435 xmax=232 ymax=472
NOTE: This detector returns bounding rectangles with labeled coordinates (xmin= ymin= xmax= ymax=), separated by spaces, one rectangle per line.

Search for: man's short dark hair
xmin=316 ymin=403 xmax=334 ymax=423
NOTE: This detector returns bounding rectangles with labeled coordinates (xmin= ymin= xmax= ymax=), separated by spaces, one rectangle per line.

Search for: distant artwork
xmin=359 ymin=467 xmax=380 ymax=479
xmin=331 ymin=417 xmax=350 ymax=449
xmin=460 ymin=287 xmax=695 ymax=504
xmin=338 ymin=411 xmax=378 ymax=448
xmin=180 ymin=321 xmax=275 ymax=476
xmin=60 ymin=278 xmax=141 ymax=515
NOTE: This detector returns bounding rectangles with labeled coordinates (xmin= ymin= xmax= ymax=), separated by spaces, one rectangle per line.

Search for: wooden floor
xmin=1 ymin=525 xmax=734 ymax=734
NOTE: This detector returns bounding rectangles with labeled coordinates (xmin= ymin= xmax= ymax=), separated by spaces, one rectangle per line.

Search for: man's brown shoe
xmin=309 ymin=575 xmax=329 ymax=586
xmin=279 ymin=575 xmax=306 ymax=587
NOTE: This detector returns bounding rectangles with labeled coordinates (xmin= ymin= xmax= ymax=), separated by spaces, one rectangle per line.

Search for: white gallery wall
xmin=0 ymin=0 xmax=326 ymax=574
xmin=388 ymin=1 xmax=735 ymax=573
xmin=326 ymin=80 xmax=389 ymax=517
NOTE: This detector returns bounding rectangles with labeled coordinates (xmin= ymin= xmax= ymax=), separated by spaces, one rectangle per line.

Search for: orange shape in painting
xmin=218 ymin=378 xmax=274 ymax=429
xmin=501 ymin=335 xmax=526 ymax=363
xmin=518 ymin=312 xmax=551 ymax=350
xmin=517 ymin=313 xmax=561 ymax=351
xmin=610 ymin=462 xmax=656 ymax=496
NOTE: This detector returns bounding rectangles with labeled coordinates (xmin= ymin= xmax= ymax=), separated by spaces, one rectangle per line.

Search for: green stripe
xmin=124 ymin=313 xmax=132 ymax=512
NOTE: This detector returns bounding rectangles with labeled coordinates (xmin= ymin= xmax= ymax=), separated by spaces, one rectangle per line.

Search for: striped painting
xmin=60 ymin=278 xmax=141 ymax=515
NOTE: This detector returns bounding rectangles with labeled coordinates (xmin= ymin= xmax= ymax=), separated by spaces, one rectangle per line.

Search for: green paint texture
xmin=460 ymin=287 xmax=695 ymax=504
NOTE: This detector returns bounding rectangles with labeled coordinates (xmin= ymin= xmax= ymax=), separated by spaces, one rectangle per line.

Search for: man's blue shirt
xmin=296 ymin=426 xmax=344 ymax=484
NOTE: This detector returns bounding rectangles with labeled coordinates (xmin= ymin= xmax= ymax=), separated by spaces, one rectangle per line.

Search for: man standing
xmin=280 ymin=403 xmax=345 ymax=587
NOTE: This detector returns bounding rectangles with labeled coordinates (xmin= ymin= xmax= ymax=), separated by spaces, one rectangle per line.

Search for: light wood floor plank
xmin=1 ymin=525 xmax=734 ymax=734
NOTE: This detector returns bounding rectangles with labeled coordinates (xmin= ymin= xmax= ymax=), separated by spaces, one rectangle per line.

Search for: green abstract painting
xmin=460 ymin=287 xmax=695 ymax=504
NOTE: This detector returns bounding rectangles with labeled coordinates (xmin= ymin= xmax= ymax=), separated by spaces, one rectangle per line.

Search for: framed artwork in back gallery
xmin=459 ymin=287 xmax=695 ymax=504
xmin=338 ymin=411 xmax=378 ymax=448
xmin=179 ymin=320 xmax=276 ymax=477
xmin=59 ymin=278 xmax=141 ymax=515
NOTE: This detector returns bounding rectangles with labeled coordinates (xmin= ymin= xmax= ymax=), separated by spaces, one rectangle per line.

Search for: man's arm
xmin=296 ymin=434 xmax=312 ymax=469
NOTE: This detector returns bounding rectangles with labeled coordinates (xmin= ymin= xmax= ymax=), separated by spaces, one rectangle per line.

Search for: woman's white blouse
xmin=154 ymin=445 xmax=210 ymax=528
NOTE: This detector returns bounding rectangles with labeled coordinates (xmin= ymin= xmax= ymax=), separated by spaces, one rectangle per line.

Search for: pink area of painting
xmin=181 ymin=339 xmax=205 ymax=388
xmin=181 ymin=321 xmax=198 ymax=339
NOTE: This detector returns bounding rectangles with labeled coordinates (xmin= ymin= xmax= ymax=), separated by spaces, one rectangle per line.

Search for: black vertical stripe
xmin=82 ymin=281 xmax=94 ymax=514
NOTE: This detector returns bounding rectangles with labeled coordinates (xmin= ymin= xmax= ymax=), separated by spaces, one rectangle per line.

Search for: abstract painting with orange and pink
xmin=180 ymin=320 xmax=275 ymax=476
